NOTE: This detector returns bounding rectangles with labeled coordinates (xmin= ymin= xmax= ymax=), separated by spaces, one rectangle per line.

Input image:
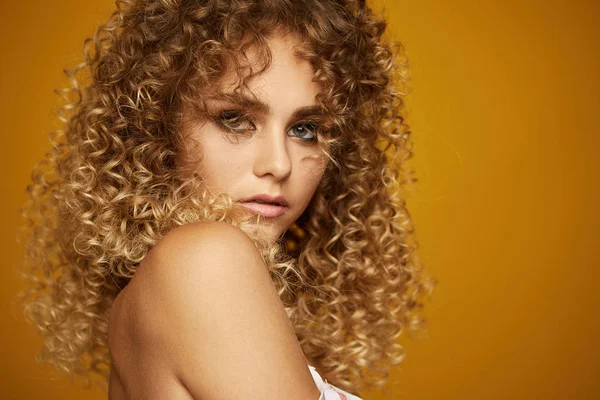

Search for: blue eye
xmin=288 ymin=122 xmax=318 ymax=142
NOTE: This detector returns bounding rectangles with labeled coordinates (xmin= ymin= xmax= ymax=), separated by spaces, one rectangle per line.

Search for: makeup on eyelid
xmin=208 ymin=108 xmax=320 ymax=142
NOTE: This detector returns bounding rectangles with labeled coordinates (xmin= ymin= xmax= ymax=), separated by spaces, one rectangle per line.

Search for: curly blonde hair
xmin=18 ymin=0 xmax=435 ymax=395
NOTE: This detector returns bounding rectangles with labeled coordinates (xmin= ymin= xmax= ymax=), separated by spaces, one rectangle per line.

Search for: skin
xmin=178 ymin=31 xmax=328 ymax=244
xmin=108 ymin=33 xmax=328 ymax=399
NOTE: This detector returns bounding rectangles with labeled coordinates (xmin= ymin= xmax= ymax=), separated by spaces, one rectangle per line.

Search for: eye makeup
xmin=209 ymin=108 xmax=321 ymax=143
xmin=210 ymin=109 xmax=256 ymax=133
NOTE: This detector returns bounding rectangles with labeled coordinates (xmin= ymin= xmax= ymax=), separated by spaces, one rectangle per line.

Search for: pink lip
xmin=240 ymin=202 xmax=287 ymax=217
xmin=239 ymin=194 xmax=288 ymax=207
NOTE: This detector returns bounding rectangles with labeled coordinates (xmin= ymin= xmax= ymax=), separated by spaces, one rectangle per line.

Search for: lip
xmin=239 ymin=202 xmax=288 ymax=218
xmin=239 ymin=194 xmax=289 ymax=207
xmin=237 ymin=194 xmax=289 ymax=218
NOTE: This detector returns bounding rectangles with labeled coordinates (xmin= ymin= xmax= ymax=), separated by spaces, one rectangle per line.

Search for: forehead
xmin=209 ymin=33 xmax=322 ymax=110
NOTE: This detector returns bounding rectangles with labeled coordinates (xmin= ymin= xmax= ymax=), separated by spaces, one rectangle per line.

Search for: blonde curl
xmin=18 ymin=0 xmax=436 ymax=395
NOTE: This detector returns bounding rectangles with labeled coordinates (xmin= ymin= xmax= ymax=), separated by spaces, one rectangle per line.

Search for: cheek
xmin=201 ymin=155 xmax=249 ymax=196
xmin=298 ymin=153 xmax=328 ymax=185
xmin=292 ymin=153 xmax=327 ymax=209
xmin=188 ymin=133 xmax=250 ymax=188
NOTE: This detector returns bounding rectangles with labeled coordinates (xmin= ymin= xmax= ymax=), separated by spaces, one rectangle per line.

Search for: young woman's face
xmin=181 ymin=33 xmax=328 ymax=243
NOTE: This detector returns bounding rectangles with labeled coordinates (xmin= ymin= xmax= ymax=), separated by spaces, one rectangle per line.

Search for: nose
xmin=252 ymin=126 xmax=292 ymax=181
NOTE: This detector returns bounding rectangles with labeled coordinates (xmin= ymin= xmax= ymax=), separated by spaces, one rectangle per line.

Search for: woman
xmin=19 ymin=0 xmax=434 ymax=398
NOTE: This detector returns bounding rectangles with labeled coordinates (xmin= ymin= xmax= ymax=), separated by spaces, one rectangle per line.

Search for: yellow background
xmin=1 ymin=0 xmax=598 ymax=399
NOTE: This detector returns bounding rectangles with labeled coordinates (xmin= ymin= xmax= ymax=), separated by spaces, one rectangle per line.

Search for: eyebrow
xmin=205 ymin=91 xmax=324 ymax=121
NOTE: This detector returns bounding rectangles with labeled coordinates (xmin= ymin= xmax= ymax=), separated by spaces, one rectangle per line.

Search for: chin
xmin=263 ymin=225 xmax=285 ymax=245
xmin=245 ymin=220 xmax=285 ymax=246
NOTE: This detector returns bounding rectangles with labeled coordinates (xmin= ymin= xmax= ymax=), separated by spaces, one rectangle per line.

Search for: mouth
xmin=237 ymin=194 xmax=289 ymax=218
xmin=239 ymin=201 xmax=288 ymax=218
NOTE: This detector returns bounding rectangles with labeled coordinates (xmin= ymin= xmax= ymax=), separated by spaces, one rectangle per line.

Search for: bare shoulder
xmin=142 ymin=221 xmax=262 ymax=273
xmin=109 ymin=221 xmax=319 ymax=400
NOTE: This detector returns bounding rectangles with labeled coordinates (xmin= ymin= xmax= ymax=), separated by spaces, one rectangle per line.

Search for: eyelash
xmin=210 ymin=110 xmax=319 ymax=143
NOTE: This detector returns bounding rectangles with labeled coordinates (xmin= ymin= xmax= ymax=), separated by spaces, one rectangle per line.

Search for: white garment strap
xmin=308 ymin=365 xmax=363 ymax=400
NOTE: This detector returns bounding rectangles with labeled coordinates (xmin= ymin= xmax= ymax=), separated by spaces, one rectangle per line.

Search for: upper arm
xmin=121 ymin=221 xmax=320 ymax=400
